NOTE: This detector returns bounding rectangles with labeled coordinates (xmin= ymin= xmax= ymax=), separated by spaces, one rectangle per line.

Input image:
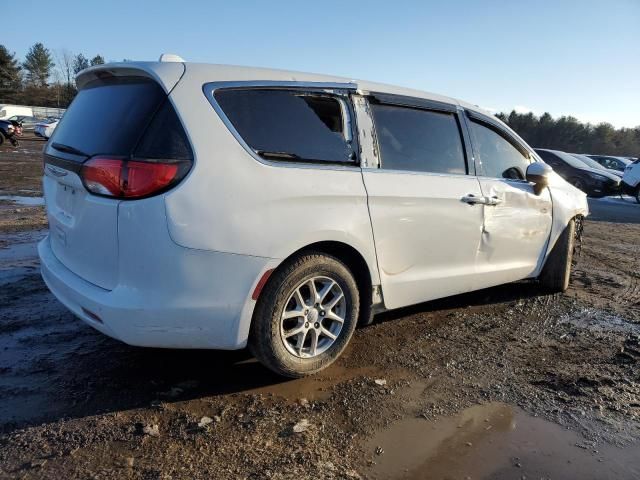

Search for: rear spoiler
xmin=75 ymin=61 xmax=185 ymax=93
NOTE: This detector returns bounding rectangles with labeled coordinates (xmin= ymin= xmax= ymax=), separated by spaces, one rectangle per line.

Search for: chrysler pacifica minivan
xmin=38 ymin=55 xmax=588 ymax=377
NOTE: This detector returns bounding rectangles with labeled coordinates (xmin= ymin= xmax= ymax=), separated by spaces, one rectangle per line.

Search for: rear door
xmin=465 ymin=113 xmax=552 ymax=287
xmin=44 ymin=76 xmax=171 ymax=290
xmin=360 ymin=94 xmax=485 ymax=309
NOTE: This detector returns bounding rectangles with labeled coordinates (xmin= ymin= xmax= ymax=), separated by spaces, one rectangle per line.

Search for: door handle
xmin=485 ymin=195 xmax=503 ymax=206
xmin=461 ymin=194 xmax=486 ymax=205
xmin=461 ymin=194 xmax=503 ymax=206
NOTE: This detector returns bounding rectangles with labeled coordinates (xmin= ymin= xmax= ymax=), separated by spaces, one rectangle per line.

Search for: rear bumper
xmin=39 ymin=234 xmax=272 ymax=349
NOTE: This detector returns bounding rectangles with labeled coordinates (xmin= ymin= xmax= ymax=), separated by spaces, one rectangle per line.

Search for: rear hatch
xmin=43 ymin=73 xmax=189 ymax=289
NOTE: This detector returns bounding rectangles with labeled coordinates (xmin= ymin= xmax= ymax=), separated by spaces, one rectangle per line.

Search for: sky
xmin=3 ymin=0 xmax=639 ymax=128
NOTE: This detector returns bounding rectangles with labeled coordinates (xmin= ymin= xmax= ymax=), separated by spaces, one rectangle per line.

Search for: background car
xmin=0 ymin=119 xmax=15 ymax=146
xmin=34 ymin=118 xmax=59 ymax=139
xmin=6 ymin=115 xmax=39 ymax=131
xmin=585 ymin=154 xmax=631 ymax=173
xmin=622 ymin=159 xmax=640 ymax=203
xmin=570 ymin=153 xmax=623 ymax=178
xmin=535 ymin=148 xmax=620 ymax=197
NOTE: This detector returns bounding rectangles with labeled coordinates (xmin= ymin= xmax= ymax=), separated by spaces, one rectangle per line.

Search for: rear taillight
xmin=81 ymin=157 xmax=187 ymax=199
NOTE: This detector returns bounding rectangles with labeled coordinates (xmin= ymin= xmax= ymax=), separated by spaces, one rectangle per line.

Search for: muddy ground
xmin=0 ymin=138 xmax=639 ymax=479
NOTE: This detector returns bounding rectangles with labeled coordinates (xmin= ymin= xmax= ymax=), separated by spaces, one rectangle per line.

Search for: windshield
xmin=571 ymin=154 xmax=606 ymax=170
xmin=549 ymin=150 xmax=589 ymax=169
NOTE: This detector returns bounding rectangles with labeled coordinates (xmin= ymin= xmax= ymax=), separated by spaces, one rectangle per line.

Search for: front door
xmin=465 ymin=114 xmax=553 ymax=288
xmin=360 ymin=97 xmax=486 ymax=309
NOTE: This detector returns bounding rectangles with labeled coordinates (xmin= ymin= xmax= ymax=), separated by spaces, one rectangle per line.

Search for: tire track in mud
xmin=571 ymin=222 xmax=640 ymax=321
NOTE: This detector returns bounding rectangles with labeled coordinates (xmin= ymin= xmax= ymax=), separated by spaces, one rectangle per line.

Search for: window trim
xmin=367 ymin=95 xmax=471 ymax=176
xmin=465 ymin=110 xmax=532 ymax=181
xmin=465 ymin=110 xmax=531 ymax=159
xmin=369 ymin=92 xmax=458 ymax=114
xmin=203 ymin=81 xmax=361 ymax=171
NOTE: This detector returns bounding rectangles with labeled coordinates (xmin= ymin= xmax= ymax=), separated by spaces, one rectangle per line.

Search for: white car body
xmin=622 ymin=161 xmax=640 ymax=190
xmin=34 ymin=119 xmax=59 ymax=139
xmin=0 ymin=105 xmax=33 ymax=120
xmin=38 ymin=59 xmax=589 ymax=352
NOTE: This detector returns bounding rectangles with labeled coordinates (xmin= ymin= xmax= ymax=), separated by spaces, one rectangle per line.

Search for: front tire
xmin=539 ymin=219 xmax=576 ymax=293
xmin=635 ymin=187 xmax=640 ymax=205
xmin=249 ymin=252 xmax=359 ymax=378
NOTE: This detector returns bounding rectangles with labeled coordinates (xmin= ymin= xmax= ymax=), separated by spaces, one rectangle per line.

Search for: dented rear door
xmin=357 ymin=94 xmax=486 ymax=310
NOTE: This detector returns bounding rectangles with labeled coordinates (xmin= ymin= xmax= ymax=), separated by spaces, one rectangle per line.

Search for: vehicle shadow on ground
xmin=372 ymin=280 xmax=544 ymax=325
xmin=0 ymin=279 xmax=548 ymax=434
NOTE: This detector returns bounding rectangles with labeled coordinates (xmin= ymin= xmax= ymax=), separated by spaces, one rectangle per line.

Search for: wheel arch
xmin=535 ymin=182 xmax=588 ymax=277
xmin=249 ymin=240 xmax=377 ymax=335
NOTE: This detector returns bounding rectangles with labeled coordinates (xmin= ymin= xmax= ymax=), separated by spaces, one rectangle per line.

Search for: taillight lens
xmin=81 ymin=157 xmax=185 ymax=199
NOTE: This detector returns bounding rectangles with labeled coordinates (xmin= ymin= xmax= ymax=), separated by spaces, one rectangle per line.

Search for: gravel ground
xmin=0 ymin=138 xmax=639 ymax=479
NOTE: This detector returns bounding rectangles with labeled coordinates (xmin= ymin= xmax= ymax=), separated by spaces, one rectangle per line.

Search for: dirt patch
xmin=0 ymin=136 xmax=47 ymax=234
xmin=0 ymin=145 xmax=639 ymax=479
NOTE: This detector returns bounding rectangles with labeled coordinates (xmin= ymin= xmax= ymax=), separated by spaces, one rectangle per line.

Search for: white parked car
xmin=34 ymin=118 xmax=59 ymax=139
xmin=38 ymin=56 xmax=589 ymax=377
xmin=622 ymin=160 xmax=640 ymax=203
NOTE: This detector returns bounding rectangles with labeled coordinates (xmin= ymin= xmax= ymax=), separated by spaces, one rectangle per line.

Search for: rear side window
xmin=214 ymin=89 xmax=354 ymax=164
xmin=469 ymin=121 xmax=530 ymax=180
xmin=370 ymin=104 xmax=466 ymax=175
xmin=48 ymin=76 xmax=191 ymax=160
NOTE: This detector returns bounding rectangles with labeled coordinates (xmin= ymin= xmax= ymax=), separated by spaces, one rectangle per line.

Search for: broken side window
xmin=215 ymin=89 xmax=355 ymax=164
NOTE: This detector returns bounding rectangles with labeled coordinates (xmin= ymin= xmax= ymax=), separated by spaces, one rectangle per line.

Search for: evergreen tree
xmin=73 ymin=53 xmax=90 ymax=74
xmin=499 ymin=110 xmax=640 ymax=156
xmin=23 ymin=42 xmax=54 ymax=86
xmin=0 ymin=45 xmax=22 ymax=102
xmin=90 ymin=54 xmax=105 ymax=66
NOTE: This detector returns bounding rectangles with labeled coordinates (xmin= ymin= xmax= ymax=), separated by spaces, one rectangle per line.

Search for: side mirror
xmin=526 ymin=162 xmax=552 ymax=194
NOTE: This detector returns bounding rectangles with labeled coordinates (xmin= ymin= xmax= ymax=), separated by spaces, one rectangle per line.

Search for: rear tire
xmin=0 ymin=133 xmax=5 ymax=146
xmin=249 ymin=252 xmax=359 ymax=378
xmin=539 ymin=219 xmax=575 ymax=293
xmin=635 ymin=187 xmax=640 ymax=205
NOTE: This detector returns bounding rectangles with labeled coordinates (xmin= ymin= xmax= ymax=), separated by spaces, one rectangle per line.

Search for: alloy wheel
xmin=279 ymin=276 xmax=346 ymax=358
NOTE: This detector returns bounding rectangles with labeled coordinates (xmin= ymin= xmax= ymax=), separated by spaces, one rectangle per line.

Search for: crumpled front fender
xmin=545 ymin=172 xmax=589 ymax=260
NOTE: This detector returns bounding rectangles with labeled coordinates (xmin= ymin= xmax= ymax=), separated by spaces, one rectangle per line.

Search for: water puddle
xmin=364 ymin=402 xmax=640 ymax=479
xmin=0 ymin=195 xmax=45 ymax=206
xmin=0 ymin=229 xmax=47 ymax=285
xmin=561 ymin=308 xmax=639 ymax=334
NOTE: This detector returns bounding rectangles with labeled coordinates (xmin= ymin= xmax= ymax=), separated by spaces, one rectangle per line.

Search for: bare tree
xmin=54 ymin=49 xmax=76 ymax=106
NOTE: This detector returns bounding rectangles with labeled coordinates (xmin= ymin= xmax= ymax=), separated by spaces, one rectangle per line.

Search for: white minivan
xmin=39 ymin=56 xmax=588 ymax=377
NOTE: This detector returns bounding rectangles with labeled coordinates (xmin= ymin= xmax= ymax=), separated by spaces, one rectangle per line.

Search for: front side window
xmin=470 ymin=121 xmax=530 ymax=180
xmin=214 ymin=89 xmax=354 ymax=164
xmin=371 ymin=103 xmax=466 ymax=174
